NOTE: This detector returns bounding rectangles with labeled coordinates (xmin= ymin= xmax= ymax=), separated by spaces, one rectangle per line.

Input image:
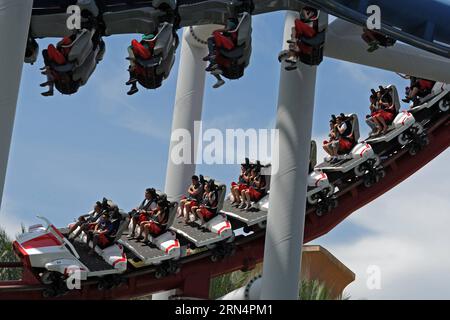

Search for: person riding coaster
xmin=203 ymin=13 xmax=253 ymax=89
xmin=178 ymin=177 xmax=233 ymax=238
xmin=361 ymin=27 xmax=396 ymax=53
xmin=278 ymin=6 xmax=325 ymax=69
xmin=127 ymin=188 xmax=159 ymax=239
xmin=124 ymin=194 xmax=181 ymax=262
xmin=402 ymin=77 xmax=436 ymax=105
xmin=323 ymin=113 xmax=357 ymax=163
xmin=125 ymin=22 xmax=178 ymax=95
xmin=40 ymin=28 xmax=105 ymax=96
xmin=178 ymin=175 xmax=205 ymax=223
xmin=228 ymin=159 xmax=271 ymax=212
xmin=366 ymin=86 xmax=398 ymax=136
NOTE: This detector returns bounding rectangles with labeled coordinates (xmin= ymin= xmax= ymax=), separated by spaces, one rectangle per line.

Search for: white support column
xmin=164 ymin=25 xmax=218 ymax=200
xmin=0 ymin=0 xmax=33 ymax=210
xmin=325 ymin=18 xmax=450 ymax=83
xmin=260 ymin=11 xmax=319 ymax=300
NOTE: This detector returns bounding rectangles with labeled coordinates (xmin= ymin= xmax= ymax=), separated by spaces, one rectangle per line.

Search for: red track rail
xmin=0 ymin=114 xmax=448 ymax=300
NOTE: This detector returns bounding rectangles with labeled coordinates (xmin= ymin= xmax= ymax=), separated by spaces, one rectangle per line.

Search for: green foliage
xmin=210 ymin=264 xmax=350 ymax=300
xmin=0 ymin=227 xmax=22 ymax=281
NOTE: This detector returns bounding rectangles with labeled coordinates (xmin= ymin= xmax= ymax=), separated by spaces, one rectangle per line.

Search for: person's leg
xmin=376 ymin=115 xmax=387 ymax=132
xmin=72 ymin=223 xmax=88 ymax=240
xmin=212 ymin=72 xmax=225 ymax=89
xmin=89 ymin=233 xmax=99 ymax=254
xmin=68 ymin=221 xmax=81 ymax=236
xmin=143 ymin=224 xmax=151 ymax=242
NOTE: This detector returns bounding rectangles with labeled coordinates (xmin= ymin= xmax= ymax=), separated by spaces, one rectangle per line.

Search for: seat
xmin=131 ymin=23 xmax=177 ymax=89
xmin=67 ymin=29 xmax=93 ymax=67
xmin=386 ymin=85 xmax=401 ymax=115
xmin=165 ymin=200 xmax=178 ymax=228
xmin=301 ymin=31 xmax=326 ymax=47
xmin=111 ymin=215 xmax=130 ymax=244
xmin=351 ymin=114 xmax=360 ymax=142
xmin=218 ymin=13 xmax=252 ymax=79
xmin=215 ymin=181 xmax=227 ymax=212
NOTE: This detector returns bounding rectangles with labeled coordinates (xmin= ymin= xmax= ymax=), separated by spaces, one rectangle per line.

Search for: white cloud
xmin=0 ymin=196 xmax=32 ymax=238
xmin=316 ymin=150 xmax=450 ymax=299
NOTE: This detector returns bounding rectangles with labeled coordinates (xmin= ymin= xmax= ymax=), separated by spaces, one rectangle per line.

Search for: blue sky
xmin=1 ymin=12 xmax=448 ymax=299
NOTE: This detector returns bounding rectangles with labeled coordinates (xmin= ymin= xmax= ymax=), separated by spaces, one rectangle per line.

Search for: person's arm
xmin=337 ymin=123 xmax=347 ymax=134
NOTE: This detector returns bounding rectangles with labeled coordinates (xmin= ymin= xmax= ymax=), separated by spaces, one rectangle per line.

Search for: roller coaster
xmin=0 ymin=0 xmax=449 ymax=300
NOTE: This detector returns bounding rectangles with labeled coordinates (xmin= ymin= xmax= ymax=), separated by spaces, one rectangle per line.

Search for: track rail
xmin=0 ymin=112 xmax=447 ymax=300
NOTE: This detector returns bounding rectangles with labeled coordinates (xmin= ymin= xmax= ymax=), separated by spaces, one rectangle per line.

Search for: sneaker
xmin=135 ymin=236 xmax=144 ymax=242
xmin=41 ymin=91 xmax=54 ymax=97
xmin=285 ymin=65 xmax=298 ymax=71
xmin=287 ymin=40 xmax=296 ymax=44
xmin=213 ymin=79 xmax=225 ymax=89
xmin=402 ymin=98 xmax=410 ymax=103
xmin=239 ymin=202 xmax=247 ymax=209
xmin=40 ymin=81 xmax=52 ymax=87
xmin=245 ymin=204 xmax=252 ymax=211
xmin=127 ymin=233 xmax=135 ymax=239
xmin=127 ymin=87 xmax=139 ymax=96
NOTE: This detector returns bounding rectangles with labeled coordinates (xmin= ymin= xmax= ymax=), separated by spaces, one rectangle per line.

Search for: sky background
xmin=1 ymin=12 xmax=449 ymax=299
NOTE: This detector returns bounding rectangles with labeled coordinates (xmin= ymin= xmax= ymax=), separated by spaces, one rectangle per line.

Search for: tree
xmin=0 ymin=226 xmax=21 ymax=281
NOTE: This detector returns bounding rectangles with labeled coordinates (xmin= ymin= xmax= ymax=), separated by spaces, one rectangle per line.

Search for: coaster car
xmin=216 ymin=12 xmax=252 ymax=80
xmin=125 ymin=191 xmax=181 ymax=264
xmin=42 ymin=28 xmax=105 ymax=95
xmin=317 ymin=114 xmax=385 ymax=188
xmin=365 ymin=85 xmax=428 ymax=156
xmin=126 ymin=22 xmax=178 ymax=91
xmin=13 ymin=215 xmax=127 ymax=291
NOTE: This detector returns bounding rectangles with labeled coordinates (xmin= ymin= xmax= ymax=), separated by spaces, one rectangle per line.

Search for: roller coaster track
xmin=31 ymin=0 xmax=450 ymax=58
xmin=0 ymin=112 xmax=448 ymax=300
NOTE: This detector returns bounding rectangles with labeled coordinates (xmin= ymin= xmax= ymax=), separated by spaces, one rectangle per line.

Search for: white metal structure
xmin=0 ymin=0 xmax=33 ymax=210
xmin=164 ymin=25 xmax=219 ymax=201
xmin=260 ymin=11 xmax=324 ymax=300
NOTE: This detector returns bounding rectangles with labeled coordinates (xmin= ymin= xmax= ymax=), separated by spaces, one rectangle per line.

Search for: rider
xmin=139 ymin=199 xmax=170 ymax=244
xmin=230 ymin=164 xmax=251 ymax=206
xmin=40 ymin=36 xmax=74 ymax=96
xmin=67 ymin=201 xmax=104 ymax=240
xmin=87 ymin=211 xmax=117 ymax=255
xmin=402 ymin=77 xmax=435 ymax=104
xmin=324 ymin=114 xmax=354 ymax=161
xmin=240 ymin=167 xmax=266 ymax=211
xmin=179 ymin=175 xmax=204 ymax=223
xmin=361 ymin=27 xmax=395 ymax=52
xmin=193 ymin=180 xmax=219 ymax=225
xmin=128 ymin=188 xmax=158 ymax=239
xmin=284 ymin=6 xmax=319 ymax=71
xmin=323 ymin=115 xmax=339 ymax=157
xmin=203 ymin=18 xmax=239 ymax=89
xmin=126 ymin=33 xmax=157 ymax=95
